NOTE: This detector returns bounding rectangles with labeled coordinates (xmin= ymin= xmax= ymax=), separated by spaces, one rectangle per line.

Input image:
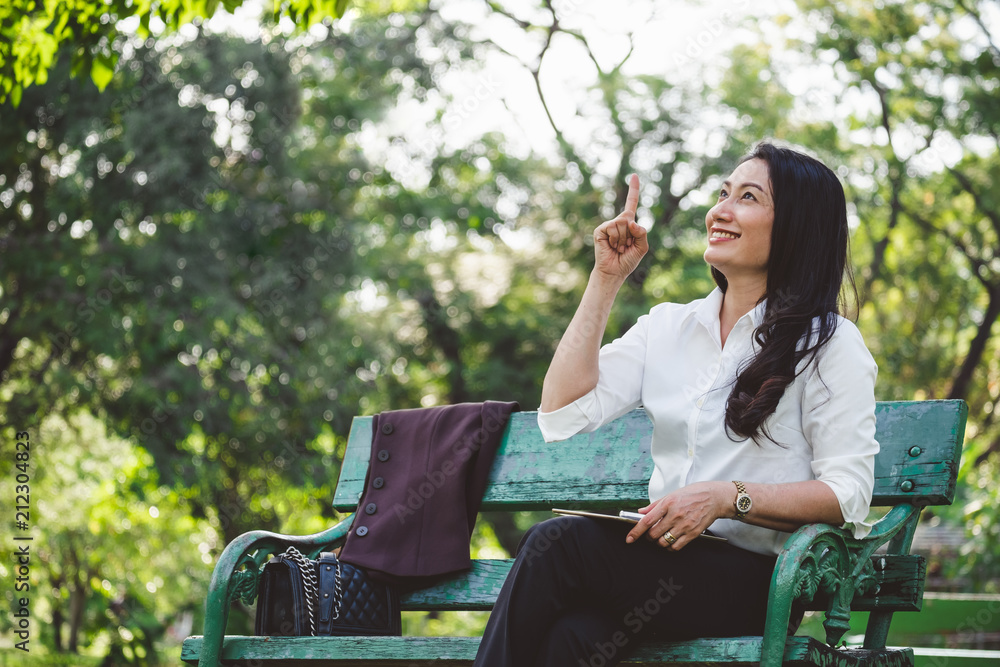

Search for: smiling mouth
xmin=711 ymin=230 xmax=740 ymax=239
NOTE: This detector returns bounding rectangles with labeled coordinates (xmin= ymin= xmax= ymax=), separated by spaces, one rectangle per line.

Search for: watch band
xmin=733 ymin=480 xmax=752 ymax=520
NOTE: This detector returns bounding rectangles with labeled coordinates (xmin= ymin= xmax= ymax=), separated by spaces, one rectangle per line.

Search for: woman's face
xmin=703 ymin=158 xmax=775 ymax=288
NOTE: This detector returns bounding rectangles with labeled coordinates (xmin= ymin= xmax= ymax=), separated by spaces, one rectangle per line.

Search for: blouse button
xmin=377 ymin=449 xmax=390 ymax=462
xmin=372 ymin=476 xmax=385 ymax=489
xmin=356 ymin=526 xmax=368 ymax=537
xmin=381 ymin=422 xmax=394 ymax=435
xmin=365 ymin=502 xmax=378 ymax=515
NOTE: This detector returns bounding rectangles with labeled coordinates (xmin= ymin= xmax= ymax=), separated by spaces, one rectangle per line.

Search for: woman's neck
xmin=719 ymin=279 xmax=766 ymax=348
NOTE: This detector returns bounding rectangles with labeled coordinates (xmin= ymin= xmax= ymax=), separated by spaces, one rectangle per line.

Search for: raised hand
xmin=593 ymin=173 xmax=648 ymax=282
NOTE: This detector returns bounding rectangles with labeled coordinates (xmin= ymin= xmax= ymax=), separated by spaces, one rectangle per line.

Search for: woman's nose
xmin=709 ymin=200 xmax=733 ymax=221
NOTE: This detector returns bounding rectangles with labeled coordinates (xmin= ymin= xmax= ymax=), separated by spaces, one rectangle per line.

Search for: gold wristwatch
xmin=733 ymin=480 xmax=752 ymax=521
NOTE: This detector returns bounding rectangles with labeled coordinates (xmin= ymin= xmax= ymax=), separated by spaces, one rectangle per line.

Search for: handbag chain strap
xmin=282 ymin=547 xmax=318 ymax=636
xmin=331 ymin=555 xmax=344 ymax=621
xmin=281 ymin=546 xmax=344 ymax=635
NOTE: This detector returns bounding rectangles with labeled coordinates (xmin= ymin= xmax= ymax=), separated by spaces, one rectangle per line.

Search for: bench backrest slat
xmin=332 ymin=400 xmax=966 ymax=513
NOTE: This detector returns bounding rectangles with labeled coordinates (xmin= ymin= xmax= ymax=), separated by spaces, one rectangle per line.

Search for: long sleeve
xmin=802 ymin=321 xmax=879 ymax=537
xmin=537 ymin=309 xmax=653 ymax=442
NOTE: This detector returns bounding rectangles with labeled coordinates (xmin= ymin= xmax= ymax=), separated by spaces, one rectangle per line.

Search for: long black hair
xmin=712 ymin=141 xmax=856 ymax=444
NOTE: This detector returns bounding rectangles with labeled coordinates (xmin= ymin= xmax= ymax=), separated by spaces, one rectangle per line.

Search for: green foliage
xmin=3 ymin=0 xmax=1000 ymax=661
xmin=0 ymin=0 xmax=379 ymax=106
xmin=0 ymin=413 xmax=213 ymax=661
xmin=0 ymin=654 xmax=102 ymax=667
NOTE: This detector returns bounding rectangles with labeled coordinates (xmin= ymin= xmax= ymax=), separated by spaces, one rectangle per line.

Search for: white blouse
xmin=537 ymin=288 xmax=879 ymax=556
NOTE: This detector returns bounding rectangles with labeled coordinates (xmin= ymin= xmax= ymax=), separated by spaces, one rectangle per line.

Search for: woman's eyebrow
xmin=722 ymin=180 xmax=767 ymax=194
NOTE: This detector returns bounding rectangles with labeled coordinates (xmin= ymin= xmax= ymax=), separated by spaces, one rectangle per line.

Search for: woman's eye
xmin=718 ymin=189 xmax=728 ymax=199
xmin=741 ymin=191 xmax=756 ymax=201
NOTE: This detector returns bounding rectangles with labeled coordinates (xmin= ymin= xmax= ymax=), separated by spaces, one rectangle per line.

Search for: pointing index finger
xmin=624 ymin=173 xmax=640 ymax=221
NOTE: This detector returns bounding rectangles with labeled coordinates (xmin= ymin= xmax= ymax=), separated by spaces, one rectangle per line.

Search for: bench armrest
xmin=758 ymin=504 xmax=922 ymax=667
xmin=197 ymin=514 xmax=356 ymax=667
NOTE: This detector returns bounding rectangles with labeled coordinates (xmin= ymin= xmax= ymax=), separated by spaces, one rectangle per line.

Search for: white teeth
xmin=711 ymin=231 xmax=739 ymax=239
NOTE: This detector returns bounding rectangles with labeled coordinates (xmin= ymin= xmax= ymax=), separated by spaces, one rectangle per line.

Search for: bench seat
xmin=181 ymin=635 xmax=916 ymax=666
xmin=393 ymin=555 xmax=926 ymax=613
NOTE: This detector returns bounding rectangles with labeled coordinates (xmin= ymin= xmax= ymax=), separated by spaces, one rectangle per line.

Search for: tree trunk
xmin=481 ymin=511 xmax=526 ymax=557
xmin=416 ymin=289 xmax=467 ymax=404
xmin=861 ymin=167 xmax=904 ymax=303
xmin=67 ymin=551 xmax=86 ymax=654
xmin=949 ymin=282 xmax=1000 ymax=400
xmin=51 ymin=582 xmax=65 ymax=653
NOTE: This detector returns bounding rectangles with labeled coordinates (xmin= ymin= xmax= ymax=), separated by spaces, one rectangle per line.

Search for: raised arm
xmin=540 ymin=174 xmax=648 ymax=412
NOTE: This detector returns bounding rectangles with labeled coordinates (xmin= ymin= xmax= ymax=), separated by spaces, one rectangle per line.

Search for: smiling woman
xmin=473 ymin=141 xmax=878 ymax=667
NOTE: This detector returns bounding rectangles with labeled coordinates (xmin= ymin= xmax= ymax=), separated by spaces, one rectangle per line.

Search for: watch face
xmin=737 ymin=495 xmax=752 ymax=513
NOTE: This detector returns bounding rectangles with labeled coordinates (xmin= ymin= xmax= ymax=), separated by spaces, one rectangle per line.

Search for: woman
xmin=472 ymin=142 xmax=878 ymax=667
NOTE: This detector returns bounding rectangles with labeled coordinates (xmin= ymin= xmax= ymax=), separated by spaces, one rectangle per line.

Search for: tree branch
xmin=482 ymin=0 xmax=531 ymax=30
xmin=0 ymin=301 xmax=22 ymax=381
xmin=905 ymin=204 xmax=1000 ymax=401
xmin=905 ymin=205 xmax=993 ymax=292
xmin=949 ymin=283 xmax=1000 ymax=401
xmin=948 ymin=165 xmax=1000 ymax=241
xmin=955 ymin=0 xmax=1000 ymax=63
xmin=870 ymin=77 xmax=895 ymax=152
xmin=859 ymin=78 xmax=904 ymax=304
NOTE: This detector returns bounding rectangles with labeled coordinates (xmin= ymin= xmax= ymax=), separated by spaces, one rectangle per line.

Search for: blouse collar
xmin=690 ymin=287 xmax=768 ymax=340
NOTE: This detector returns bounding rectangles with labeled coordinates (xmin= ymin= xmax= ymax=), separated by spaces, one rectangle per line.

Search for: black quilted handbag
xmin=255 ymin=546 xmax=401 ymax=636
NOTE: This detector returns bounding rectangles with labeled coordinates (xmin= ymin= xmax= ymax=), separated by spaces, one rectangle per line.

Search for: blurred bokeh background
xmin=1 ymin=0 xmax=999 ymax=664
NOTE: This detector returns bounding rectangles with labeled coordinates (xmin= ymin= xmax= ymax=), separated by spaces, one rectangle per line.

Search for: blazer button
xmin=377 ymin=449 xmax=390 ymax=462
xmin=372 ymin=477 xmax=384 ymax=489
xmin=381 ymin=422 xmax=394 ymax=435
xmin=356 ymin=526 xmax=368 ymax=537
xmin=365 ymin=502 xmax=377 ymax=515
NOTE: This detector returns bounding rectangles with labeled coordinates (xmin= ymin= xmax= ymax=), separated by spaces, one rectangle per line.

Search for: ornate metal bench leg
xmin=823 ymin=579 xmax=855 ymax=647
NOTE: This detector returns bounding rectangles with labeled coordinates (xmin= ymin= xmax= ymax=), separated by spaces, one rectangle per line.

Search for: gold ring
xmin=663 ymin=532 xmax=677 ymax=545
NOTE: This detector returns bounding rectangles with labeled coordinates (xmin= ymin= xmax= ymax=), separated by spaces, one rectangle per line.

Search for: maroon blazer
xmin=338 ymin=401 xmax=519 ymax=582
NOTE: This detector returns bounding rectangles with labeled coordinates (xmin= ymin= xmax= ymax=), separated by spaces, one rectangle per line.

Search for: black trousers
xmin=472 ymin=516 xmax=777 ymax=667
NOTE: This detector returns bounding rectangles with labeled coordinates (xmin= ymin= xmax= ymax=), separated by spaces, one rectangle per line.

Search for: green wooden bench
xmin=182 ymin=399 xmax=967 ymax=666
